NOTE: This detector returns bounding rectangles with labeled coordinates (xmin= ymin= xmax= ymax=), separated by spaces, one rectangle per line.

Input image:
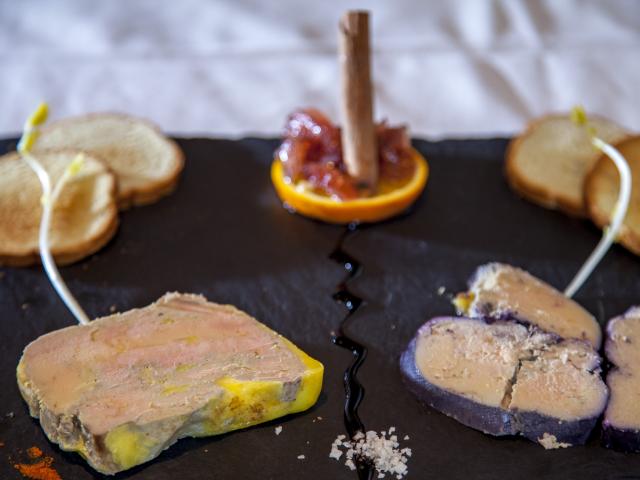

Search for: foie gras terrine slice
xmin=17 ymin=293 xmax=324 ymax=474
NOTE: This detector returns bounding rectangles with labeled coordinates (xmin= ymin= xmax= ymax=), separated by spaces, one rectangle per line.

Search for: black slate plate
xmin=1 ymin=137 xmax=639 ymax=480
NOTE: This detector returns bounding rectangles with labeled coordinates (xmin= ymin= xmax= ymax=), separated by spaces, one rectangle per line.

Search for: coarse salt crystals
xmin=329 ymin=428 xmax=411 ymax=479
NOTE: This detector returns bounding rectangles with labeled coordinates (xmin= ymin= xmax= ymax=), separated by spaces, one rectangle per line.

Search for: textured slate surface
xmin=1 ymin=137 xmax=639 ymax=479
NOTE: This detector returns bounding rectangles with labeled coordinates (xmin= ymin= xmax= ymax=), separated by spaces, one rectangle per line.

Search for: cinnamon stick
xmin=339 ymin=11 xmax=378 ymax=190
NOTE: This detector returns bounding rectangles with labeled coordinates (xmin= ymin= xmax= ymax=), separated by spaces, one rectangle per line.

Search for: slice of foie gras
xmin=17 ymin=293 xmax=324 ymax=474
xmin=603 ymin=307 xmax=640 ymax=452
xmin=400 ymin=317 xmax=608 ymax=447
xmin=455 ymin=262 xmax=601 ymax=348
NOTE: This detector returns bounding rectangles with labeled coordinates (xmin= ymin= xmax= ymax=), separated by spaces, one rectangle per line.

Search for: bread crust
xmin=0 ymin=150 xmax=119 ymax=267
xmin=505 ymin=113 xmax=630 ymax=218
xmin=37 ymin=113 xmax=184 ymax=209
xmin=0 ymin=215 xmax=119 ymax=267
xmin=584 ymin=136 xmax=640 ymax=256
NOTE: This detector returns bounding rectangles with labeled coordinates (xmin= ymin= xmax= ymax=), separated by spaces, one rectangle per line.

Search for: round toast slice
xmin=0 ymin=150 xmax=118 ymax=266
xmin=585 ymin=136 xmax=640 ymax=256
xmin=34 ymin=113 xmax=184 ymax=209
xmin=506 ymin=115 xmax=629 ymax=217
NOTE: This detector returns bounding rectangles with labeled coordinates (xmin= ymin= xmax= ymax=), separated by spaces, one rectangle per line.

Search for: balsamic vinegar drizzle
xmin=330 ymin=225 xmax=374 ymax=480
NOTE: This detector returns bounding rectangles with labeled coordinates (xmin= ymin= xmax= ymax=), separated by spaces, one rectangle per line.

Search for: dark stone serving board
xmin=0 ymin=137 xmax=639 ymax=480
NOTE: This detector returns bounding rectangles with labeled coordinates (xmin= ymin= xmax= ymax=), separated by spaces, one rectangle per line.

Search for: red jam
xmin=276 ymin=109 xmax=415 ymax=200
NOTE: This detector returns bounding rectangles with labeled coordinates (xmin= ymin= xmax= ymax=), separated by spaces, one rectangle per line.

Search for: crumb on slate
xmin=538 ymin=433 xmax=571 ymax=450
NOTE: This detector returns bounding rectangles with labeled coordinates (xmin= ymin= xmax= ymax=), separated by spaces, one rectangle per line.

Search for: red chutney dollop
xmin=275 ymin=109 xmax=415 ymax=200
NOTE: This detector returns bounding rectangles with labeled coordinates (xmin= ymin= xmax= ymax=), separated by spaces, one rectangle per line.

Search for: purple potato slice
xmin=455 ymin=263 xmax=601 ymax=348
xmin=400 ymin=317 xmax=608 ymax=448
xmin=603 ymin=307 xmax=640 ymax=452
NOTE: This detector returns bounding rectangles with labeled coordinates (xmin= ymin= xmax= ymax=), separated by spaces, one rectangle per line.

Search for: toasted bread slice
xmin=506 ymin=115 xmax=628 ymax=216
xmin=0 ymin=150 xmax=118 ymax=266
xmin=34 ymin=113 xmax=184 ymax=208
xmin=585 ymin=136 xmax=640 ymax=255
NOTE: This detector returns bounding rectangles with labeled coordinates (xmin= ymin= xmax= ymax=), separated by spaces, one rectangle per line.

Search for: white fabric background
xmin=0 ymin=0 xmax=638 ymax=138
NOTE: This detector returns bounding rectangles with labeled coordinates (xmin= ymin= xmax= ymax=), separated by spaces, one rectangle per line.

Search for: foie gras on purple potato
xmin=400 ymin=316 xmax=607 ymax=448
xmin=454 ymin=263 xmax=602 ymax=348
xmin=603 ymin=307 xmax=640 ymax=452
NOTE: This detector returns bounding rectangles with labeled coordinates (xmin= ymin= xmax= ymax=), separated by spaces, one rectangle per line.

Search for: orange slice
xmin=271 ymin=148 xmax=429 ymax=224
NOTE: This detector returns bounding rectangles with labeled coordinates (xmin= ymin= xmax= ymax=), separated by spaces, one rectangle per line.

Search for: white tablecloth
xmin=1 ymin=0 xmax=638 ymax=138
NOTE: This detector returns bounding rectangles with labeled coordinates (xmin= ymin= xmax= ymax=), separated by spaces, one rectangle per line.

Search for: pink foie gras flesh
xmin=20 ymin=293 xmax=307 ymax=435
